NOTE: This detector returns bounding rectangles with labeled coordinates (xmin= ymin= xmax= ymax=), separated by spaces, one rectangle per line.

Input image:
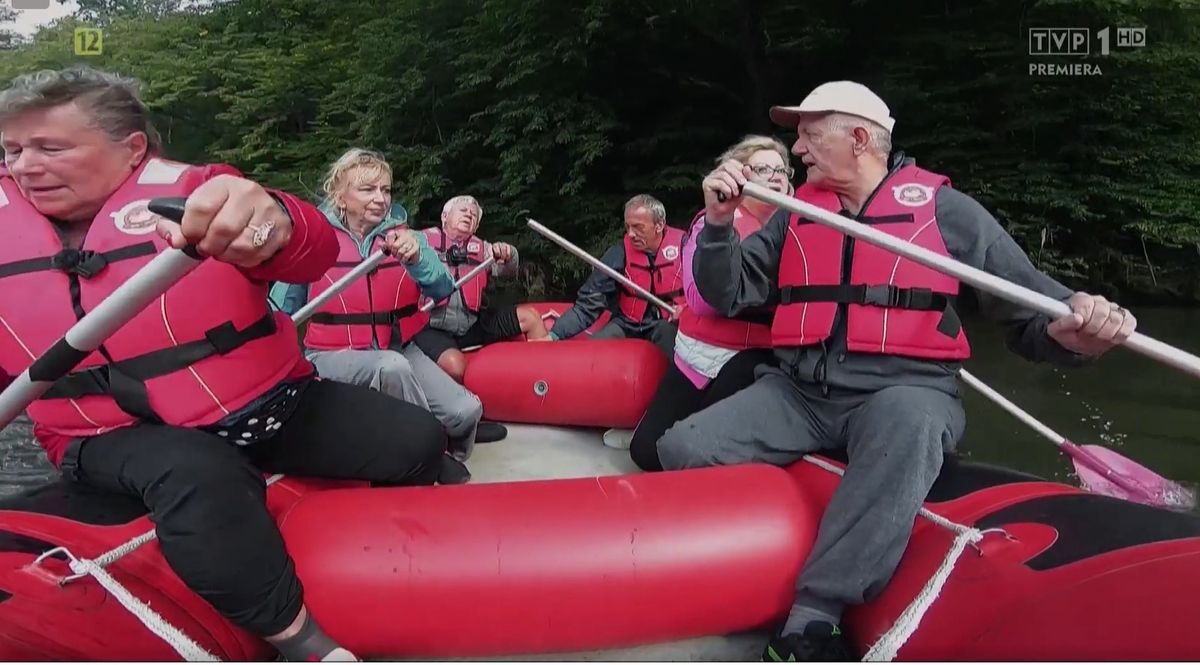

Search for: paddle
xmin=733 ymin=181 xmax=1200 ymax=380
xmin=526 ymin=219 xmax=679 ymax=315
xmin=959 ymin=368 xmax=1196 ymax=510
xmin=0 ymin=199 xmax=204 ymax=431
xmin=725 ymin=183 xmax=1197 ymax=508
xmin=291 ymin=250 xmax=389 ymax=325
xmin=419 ymin=257 xmax=496 ymax=313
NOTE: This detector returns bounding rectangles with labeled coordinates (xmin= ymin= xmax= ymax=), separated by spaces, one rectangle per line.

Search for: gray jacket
xmin=693 ymin=154 xmax=1091 ymax=397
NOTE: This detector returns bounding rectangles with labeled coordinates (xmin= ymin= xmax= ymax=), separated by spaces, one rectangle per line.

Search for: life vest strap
xmin=619 ymin=285 xmax=683 ymax=301
xmin=780 ymin=284 xmax=962 ymax=337
xmin=0 ymin=243 xmax=157 ymax=280
xmin=41 ymin=310 xmax=279 ymax=421
xmin=309 ymin=304 xmax=419 ymax=326
xmin=733 ymin=307 xmax=775 ymax=326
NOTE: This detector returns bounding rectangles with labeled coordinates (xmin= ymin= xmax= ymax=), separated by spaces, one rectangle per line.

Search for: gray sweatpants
xmin=307 ymin=344 xmax=483 ymax=460
xmin=591 ymin=319 xmax=677 ymax=359
xmin=657 ymin=366 xmax=965 ymax=619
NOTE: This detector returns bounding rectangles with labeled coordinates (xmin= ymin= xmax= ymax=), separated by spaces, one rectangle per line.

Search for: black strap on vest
xmin=622 ymin=284 xmax=683 ymax=302
xmin=0 ymin=244 xmax=157 ymax=280
xmin=733 ymin=307 xmax=776 ymax=327
xmin=42 ymin=311 xmax=279 ymax=422
xmin=780 ymin=284 xmax=962 ymax=338
xmin=622 ymin=248 xmax=680 ymax=317
xmin=2 ymin=240 xmax=274 ymax=422
xmin=310 ymin=304 xmax=420 ymax=327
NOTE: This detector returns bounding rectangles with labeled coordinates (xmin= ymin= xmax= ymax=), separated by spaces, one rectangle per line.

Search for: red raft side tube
xmin=464 ymin=338 xmax=666 ymax=428
xmin=0 ymin=476 xmax=355 ymax=661
xmin=787 ymin=457 xmax=1200 ymax=660
xmin=280 ymin=463 xmax=819 ymax=659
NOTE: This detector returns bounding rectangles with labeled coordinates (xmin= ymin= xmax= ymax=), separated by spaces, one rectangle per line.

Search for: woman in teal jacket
xmin=271 ymin=149 xmax=503 ymax=482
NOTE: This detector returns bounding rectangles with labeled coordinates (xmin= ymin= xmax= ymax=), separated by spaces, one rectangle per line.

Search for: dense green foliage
xmin=2 ymin=0 xmax=1197 ymax=302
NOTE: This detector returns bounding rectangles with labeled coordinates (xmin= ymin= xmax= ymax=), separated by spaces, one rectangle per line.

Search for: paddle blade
xmin=1068 ymin=442 xmax=1197 ymax=511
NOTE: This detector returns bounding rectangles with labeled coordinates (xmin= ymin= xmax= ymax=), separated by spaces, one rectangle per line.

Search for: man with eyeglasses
xmin=657 ymin=81 xmax=1136 ymax=661
xmin=545 ymin=193 xmax=685 ymax=358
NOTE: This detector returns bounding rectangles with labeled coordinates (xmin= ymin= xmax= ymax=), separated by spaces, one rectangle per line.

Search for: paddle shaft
xmin=0 ymin=248 xmax=204 ymax=430
xmin=290 ymin=250 xmax=389 ymax=324
xmin=420 ymin=257 xmax=496 ymax=312
xmin=958 ymin=368 xmax=1149 ymax=497
xmin=738 ymin=182 xmax=1200 ymax=380
xmin=527 ymin=219 xmax=676 ymax=313
xmin=958 ymin=369 xmax=1064 ymax=444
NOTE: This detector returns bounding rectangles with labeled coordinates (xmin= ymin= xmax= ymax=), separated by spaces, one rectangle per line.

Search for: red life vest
xmin=677 ymin=207 xmax=775 ymax=350
xmin=618 ymin=226 xmax=686 ymax=322
xmin=0 ymin=157 xmax=306 ymax=464
xmin=422 ymin=227 xmax=489 ymax=312
xmin=772 ymin=164 xmax=971 ymax=360
xmin=303 ymin=229 xmax=427 ymax=351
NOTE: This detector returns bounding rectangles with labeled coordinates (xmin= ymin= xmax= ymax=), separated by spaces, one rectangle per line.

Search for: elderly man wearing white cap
xmin=656 ymin=80 xmax=1136 ymax=661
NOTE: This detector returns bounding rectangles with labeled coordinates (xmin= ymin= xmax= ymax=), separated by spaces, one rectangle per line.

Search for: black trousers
xmin=63 ymin=377 xmax=446 ymax=636
xmin=629 ymin=348 xmax=777 ymax=471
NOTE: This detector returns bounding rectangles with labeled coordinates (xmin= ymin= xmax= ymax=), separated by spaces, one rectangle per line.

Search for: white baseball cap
xmin=769 ymin=81 xmax=895 ymax=133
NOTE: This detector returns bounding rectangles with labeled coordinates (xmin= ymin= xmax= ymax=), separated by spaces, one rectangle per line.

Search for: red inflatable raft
xmin=788 ymin=454 xmax=1200 ymax=660
xmin=0 ymin=464 xmax=810 ymax=661
xmin=463 ymin=339 xmax=666 ymax=429
xmin=0 ymin=454 xmax=1196 ymax=660
xmin=462 ymin=301 xmax=664 ymax=428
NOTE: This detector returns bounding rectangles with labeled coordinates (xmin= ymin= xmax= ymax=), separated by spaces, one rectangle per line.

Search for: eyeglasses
xmin=749 ymin=164 xmax=794 ymax=178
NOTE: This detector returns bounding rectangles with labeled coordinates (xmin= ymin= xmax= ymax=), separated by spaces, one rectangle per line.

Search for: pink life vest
xmin=422 ymin=227 xmax=489 ymax=312
xmin=617 ymin=226 xmax=686 ymax=321
xmin=677 ymin=207 xmax=774 ymax=350
xmin=303 ymin=229 xmax=428 ymax=350
xmin=771 ymin=165 xmax=970 ymax=360
xmin=0 ymin=157 xmax=305 ymax=464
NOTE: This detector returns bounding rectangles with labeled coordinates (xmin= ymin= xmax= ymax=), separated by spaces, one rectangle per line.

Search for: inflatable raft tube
xmin=463 ymin=339 xmax=666 ymax=428
xmin=279 ymin=463 xmax=815 ymax=658
xmin=787 ymin=455 xmax=1200 ymax=660
xmin=0 ymin=475 xmax=353 ymax=661
xmin=0 ymin=464 xmax=812 ymax=660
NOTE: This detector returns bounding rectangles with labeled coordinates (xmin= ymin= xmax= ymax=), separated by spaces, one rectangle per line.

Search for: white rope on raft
xmin=43 ymin=457 xmax=984 ymax=661
xmin=800 ymin=455 xmax=992 ymax=663
xmin=36 ymin=546 xmax=222 ymax=661
xmin=33 ymin=474 xmax=286 ymax=661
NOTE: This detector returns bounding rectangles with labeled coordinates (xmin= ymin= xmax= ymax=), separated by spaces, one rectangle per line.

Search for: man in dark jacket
xmin=546 ymin=194 xmax=686 ymax=358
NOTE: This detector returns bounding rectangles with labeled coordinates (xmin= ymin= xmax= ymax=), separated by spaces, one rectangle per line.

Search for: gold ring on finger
xmin=250 ymin=220 xmax=276 ymax=248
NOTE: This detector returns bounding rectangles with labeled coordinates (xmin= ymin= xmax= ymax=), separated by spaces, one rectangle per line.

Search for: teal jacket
xmin=270 ymin=203 xmax=455 ymax=328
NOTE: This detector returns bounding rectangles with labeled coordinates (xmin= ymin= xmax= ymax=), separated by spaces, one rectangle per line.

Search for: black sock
xmin=271 ymin=612 xmax=352 ymax=662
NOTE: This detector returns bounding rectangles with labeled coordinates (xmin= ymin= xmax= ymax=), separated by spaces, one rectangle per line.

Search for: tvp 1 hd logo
xmin=1027 ymin=27 xmax=1146 ymax=77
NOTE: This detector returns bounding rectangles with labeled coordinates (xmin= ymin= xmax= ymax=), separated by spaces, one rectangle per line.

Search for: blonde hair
xmin=717 ymin=134 xmax=790 ymax=166
xmin=321 ymin=148 xmax=393 ymax=205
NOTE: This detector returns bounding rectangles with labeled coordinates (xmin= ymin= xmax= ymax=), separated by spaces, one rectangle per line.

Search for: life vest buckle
xmin=50 ymin=248 xmax=108 ymax=278
xmin=862 ymin=285 xmax=902 ymax=308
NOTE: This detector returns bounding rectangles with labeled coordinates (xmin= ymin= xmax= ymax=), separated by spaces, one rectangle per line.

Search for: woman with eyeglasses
xmin=628 ymin=135 xmax=794 ymax=471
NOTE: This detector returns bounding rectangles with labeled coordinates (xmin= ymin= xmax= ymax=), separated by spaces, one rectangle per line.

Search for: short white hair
xmin=442 ymin=194 xmax=483 ymax=221
xmin=822 ymin=112 xmax=892 ymax=158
